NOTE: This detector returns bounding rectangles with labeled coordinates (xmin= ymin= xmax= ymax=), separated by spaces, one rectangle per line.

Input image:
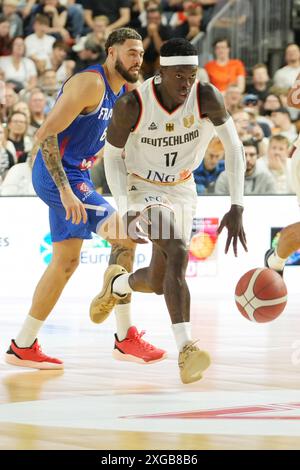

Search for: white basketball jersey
xmin=124 ymin=77 xmax=215 ymax=184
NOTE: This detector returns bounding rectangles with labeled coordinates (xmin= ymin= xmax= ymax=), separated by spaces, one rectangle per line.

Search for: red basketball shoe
xmin=113 ymin=326 xmax=167 ymax=364
xmin=5 ymin=339 xmax=64 ymax=370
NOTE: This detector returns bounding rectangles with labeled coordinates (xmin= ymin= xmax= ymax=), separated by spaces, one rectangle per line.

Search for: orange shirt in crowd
xmin=204 ymin=59 xmax=246 ymax=92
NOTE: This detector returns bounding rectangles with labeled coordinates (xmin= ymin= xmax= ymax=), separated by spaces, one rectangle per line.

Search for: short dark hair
xmin=213 ymin=37 xmax=231 ymax=48
xmin=243 ymin=138 xmax=259 ymax=153
xmin=160 ymin=38 xmax=197 ymax=58
xmin=34 ymin=14 xmax=50 ymax=26
xmin=105 ymin=28 xmax=142 ymax=55
xmin=53 ymin=40 xmax=68 ymax=51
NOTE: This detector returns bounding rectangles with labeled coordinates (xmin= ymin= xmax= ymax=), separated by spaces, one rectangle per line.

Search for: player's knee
xmin=165 ymin=240 xmax=188 ymax=272
xmin=149 ymin=278 xmax=164 ymax=295
xmin=166 ymin=239 xmax=187 ymax=260
xmin=52 ymin=255 xmax=80 ymax=274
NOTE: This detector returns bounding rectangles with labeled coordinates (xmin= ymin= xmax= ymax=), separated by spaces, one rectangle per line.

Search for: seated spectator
xmin=215 ymin=139 xmax=276 ymax=195
xmin=259 ymin=93 xmax=283 ymax=129
xmin=0 ymin=36 xmax=37 ymax=90
xmin=242 ymin=94 xmax=269 ymax=135
xmin=72 ymin=36 xmax=106 ymax=73
xmin=45 ymin=39 xmax=75 ymax=85
xmin=7 ymin=111 xmax=32 ymax=163
xmin=232 ymin=107 xmax=269 ymax=156
xmin=27 ymin=88 xmax=47 ymax=137
xmin=246 ymin=63 xmax=272 ymax=102
xmin=174 ymin=2 xmax=204 ymax=41
xmin=12 ymin=100 xmax=31 ymax=123
xmin=273 ymin=43 xmax=300 ymax=89
xmin=83 ymin=0 xmax=131 ymax=35
xmin=84 ymin=15 xmax=109 ymax=50
xmin=140 ymin=1 xmax=168 ymax=27
xmin=0 ymin=14 xmax=12 ymax=56
xmin=0 ymin=122 xmax=15 ymax=185
xmin=270 ymin=107 xmax=298 ymax=143
xmin=269 ymin=85 xmax=299 ymax=122
xmin=138 ymin=6 xmax=173 ymax=79
xmin=38 ymin=68 xmax=59 ymax=110
xmin=1 ymin=0 xmax=23 ymax=37
xmin=64 ymin=0 xmax=85 ymax=39
xmin=224 ymin=85 xmax=243 ymax=114
xmin=0 ymin=152 xmax=35 ymax=195
xmin=232 ymin=108 xmax=254 ymax=141
xmin=258 ymin=135 xmax=294 ymax=194
xmin=193 ymin=137 xmax=225 ymax=194
xmin=129 ymin=0 xmax=145 ymax=29
xmin=25 ymin=14 xmax=55 ymax=75
xmin=4 ymin=83 xmax=19 ymax=119
xmin=204 ymin=37 xmax=246 ymax=93
xmin=32 ymin=0 xmax=70 ymax=42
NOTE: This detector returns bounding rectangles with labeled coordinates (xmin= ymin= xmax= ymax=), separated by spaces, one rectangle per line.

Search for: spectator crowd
xmin=0 ymin=0 xmax=299 ymax=198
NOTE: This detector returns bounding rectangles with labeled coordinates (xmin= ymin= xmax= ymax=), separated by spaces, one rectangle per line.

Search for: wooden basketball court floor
xmin=0 ymin=288 xmax=300 ymax=450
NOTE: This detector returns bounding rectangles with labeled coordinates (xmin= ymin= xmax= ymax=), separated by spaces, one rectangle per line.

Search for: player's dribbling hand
xmin=217 ymin=204 xmax=247 ymax=256
xmin=123 ymin=211 xmax=148 ymax=244
xmin=60 ymin=188 xmax=88 ymax=225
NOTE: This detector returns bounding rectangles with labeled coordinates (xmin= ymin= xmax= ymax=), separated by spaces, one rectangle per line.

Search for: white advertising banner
xmin=0 ymin=196 xmax=299 ymax=301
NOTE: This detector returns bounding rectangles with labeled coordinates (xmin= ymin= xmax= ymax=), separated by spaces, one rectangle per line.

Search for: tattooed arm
xmin=41 ymin=135 xmax=69 ymax=191
xmin=34 ymin=72 xmax=104 ymax=223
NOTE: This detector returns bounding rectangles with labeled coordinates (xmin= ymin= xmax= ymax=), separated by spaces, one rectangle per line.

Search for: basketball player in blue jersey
xmin=5 ymin=28 xmax=166 ymax=370
xmin=90 ymin=38 xmax=247 ymax=384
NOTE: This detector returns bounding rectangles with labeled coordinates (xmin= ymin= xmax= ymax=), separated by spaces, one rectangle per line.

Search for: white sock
xmin=15 ymin=315 xmax=44 ymax=348
xmin=115 ymin=303 xmax=132 ymax=341
xmin=112 ymin=273 xmax=132 ymax=296
xmin=171 ymin=322 xmax=192 ymax=352
xmin=268 ymin=248 xmax=287 ymax=271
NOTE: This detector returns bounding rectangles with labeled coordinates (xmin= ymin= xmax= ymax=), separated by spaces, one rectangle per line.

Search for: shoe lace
xmin=129 ymin=330 xmax=155 ymax=350
xmin=33 ymin=341 xmax=47 ymax=358
xmin=179 ymin=340 xmax=200 ymax=367
xmin=184 ymin=339 xmax=200 ymax=352
xmin=33 ymin=341 xmax=41 ymax=352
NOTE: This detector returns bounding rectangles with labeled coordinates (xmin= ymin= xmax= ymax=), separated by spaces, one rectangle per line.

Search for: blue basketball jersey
xmin=57 ymin=64 xmax=126 ymax=171
xmin=32 ymin=63 xmax=124 ymax=242
xmin=35 ymin=64 xmax=125 ymax=172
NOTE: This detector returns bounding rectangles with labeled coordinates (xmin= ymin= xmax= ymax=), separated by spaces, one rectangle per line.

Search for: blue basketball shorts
xmin=32 ymin=156 xmax=115 ymax=242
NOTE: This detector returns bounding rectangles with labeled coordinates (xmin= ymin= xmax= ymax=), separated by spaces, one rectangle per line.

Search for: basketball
xmin=235 ymin=268 xmax=287 ymax=323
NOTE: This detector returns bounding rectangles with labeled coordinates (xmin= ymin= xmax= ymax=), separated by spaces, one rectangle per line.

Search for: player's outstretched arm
xmin=200 ymin=83 xmax=247 ymax=256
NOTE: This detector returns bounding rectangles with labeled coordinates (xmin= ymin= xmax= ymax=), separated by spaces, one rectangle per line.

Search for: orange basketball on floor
xmin=235 ymin=268 xmax=287 ymax=323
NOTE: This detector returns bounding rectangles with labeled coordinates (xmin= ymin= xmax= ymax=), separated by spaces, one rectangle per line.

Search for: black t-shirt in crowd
xmin=9 ymin=139 xmax=27 ymax=164
xmin=138 ymin=25 xmax=173 ymax=63
xmin=82 ymin=0 xmax=131 ymax=23
xmin=34 ymin=4 xmax=67 ymax=28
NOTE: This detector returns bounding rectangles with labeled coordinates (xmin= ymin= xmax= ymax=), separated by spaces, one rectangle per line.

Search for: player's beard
xmin=115 ymin=57 xmax=139 ymax=83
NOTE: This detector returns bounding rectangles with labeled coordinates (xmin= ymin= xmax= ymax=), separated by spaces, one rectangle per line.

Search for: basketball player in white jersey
xmin=90 ymin=38 xmax=247 ymax=384
xmin=265 ymin=73 xmax=300 ymax=276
